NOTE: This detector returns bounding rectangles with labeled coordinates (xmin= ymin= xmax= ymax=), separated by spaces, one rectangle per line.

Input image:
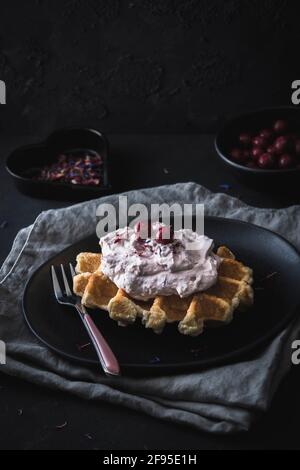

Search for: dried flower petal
xmin=36 ymin=151 xmax=103 ymax=187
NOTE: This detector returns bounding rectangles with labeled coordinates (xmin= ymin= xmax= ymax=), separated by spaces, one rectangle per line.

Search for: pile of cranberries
xmin=228 ymin=120 xmax=300 ymax=170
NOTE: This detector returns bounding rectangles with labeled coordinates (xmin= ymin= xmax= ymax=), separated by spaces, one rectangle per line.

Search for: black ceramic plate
xmin=23 ymin=217 xmax=300 ymax=375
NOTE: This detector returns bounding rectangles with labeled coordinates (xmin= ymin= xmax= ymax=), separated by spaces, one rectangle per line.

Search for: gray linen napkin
xmin=1 ymin=182 xmax=299 ymax=434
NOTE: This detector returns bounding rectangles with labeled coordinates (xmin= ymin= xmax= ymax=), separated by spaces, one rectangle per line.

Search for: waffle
xmin=73 ymin=246 xmax=253 ymax=336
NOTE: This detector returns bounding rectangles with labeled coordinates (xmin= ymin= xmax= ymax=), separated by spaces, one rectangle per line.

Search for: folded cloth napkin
xmin=1 ymin=182 xmax=300 ymax=434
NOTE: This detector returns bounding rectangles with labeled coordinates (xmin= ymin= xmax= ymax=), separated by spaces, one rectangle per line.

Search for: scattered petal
xmin=219 ymin=183 xmax=231 ymax=191
xmin=259 ymin=272 xmax=278 ymax=283
xmin=77 ymin=342 xmax=91 ymax=351
xmin=55 ymin=421 xmax=68 ymax=429
xmin=149 ymin=356 xmax=161 ymax=364
xmin=190 ymin=345 xmax=207 ymax=356
xmin=0 ymin=221 xmax=8 ymax=229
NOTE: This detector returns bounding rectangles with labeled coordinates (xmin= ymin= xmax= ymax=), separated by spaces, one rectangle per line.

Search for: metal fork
xmin=51 ymin=263 xmax=120 ymax=377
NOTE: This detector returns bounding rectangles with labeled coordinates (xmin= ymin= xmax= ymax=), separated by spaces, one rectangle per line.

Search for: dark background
xmin=0 ymin=0 xmax=299 ymax=136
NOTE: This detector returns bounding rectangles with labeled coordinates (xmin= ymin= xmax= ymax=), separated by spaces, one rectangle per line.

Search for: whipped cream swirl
xmin=100 ymin=225 xmax=220 ymax=300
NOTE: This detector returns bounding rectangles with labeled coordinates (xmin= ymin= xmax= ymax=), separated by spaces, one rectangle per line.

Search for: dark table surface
xmin=0 ymin=133 xmax=299 ymax=450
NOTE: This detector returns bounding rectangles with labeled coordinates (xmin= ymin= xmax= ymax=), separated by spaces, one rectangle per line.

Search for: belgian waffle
xmin=73 ymin=246 xmax=253 ymax=336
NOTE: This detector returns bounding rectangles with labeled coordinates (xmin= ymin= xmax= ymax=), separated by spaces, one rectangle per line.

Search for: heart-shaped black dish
xmin=6 ymin=128 xmax=111 ymax=201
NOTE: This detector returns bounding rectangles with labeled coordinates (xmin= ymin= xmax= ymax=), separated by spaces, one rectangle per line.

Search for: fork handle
xmin=79 ymin=309 xmax=120 ymax=376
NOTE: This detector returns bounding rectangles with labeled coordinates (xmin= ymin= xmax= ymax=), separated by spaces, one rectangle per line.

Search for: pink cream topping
xmin=100 ymin=223 xmax=220 ymax=300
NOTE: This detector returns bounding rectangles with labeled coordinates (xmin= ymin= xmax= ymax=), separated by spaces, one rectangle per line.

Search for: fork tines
xmin=51 ymin=264 xmax=76 ymax=301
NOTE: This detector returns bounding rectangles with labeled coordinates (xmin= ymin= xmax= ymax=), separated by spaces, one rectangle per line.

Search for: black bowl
xmin=6 ymin=128 xmax=112 ymax=201
xmin=215 ymin=107 xmax=300 ymax=183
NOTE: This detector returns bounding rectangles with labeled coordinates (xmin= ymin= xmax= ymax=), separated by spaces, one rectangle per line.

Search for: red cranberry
xmin=251 ymin=147 xmax=264 ymax=161
xmin=243 ymin=150 xmax=251 ymax=160
xmin=274 ymin=120 xmax=288 ymax=134
xmin=252 ymin=136 xmax=267 ymax=149
xmin=259 ymin=129 xmax=273 ymax=142
xmin=258 ymin=153 xmax=275 ymax=169
xmin=270 ymin=145 xmax=282 ymax=156
xmin=134 ymin=221 xmax=152 ymax=239
xmin=295 ymin=139 xmax=300 ymax=156
xmin=274 ymin=135 xmax=289 ymax=153
xmin=229 ymin=148 xmax=247 ymax=163
xmin=278 ymin=154 xmax=294 ymax=169
xmin=267 ymin=145 xmax=276 ymax=155
xmin=156 ymin=225 xmax=174 ymax=244
xmin=239 ymin=132 xmax=252 ymax=147
xmin=287 ymin=133 xmax=297 ymax=142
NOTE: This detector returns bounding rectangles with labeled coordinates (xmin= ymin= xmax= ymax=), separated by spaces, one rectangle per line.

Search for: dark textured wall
xmin=0 ymin=0 xmax=299 ymax=135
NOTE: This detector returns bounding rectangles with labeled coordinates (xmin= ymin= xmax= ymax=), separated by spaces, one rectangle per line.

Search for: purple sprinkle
xmin=219 ymin=183 xmax=231 ymax=191
xmin=149 ymin=356 xmax=161 ymax=364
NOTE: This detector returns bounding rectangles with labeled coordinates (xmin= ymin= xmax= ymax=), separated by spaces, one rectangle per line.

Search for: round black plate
xmin=23 ymin=217 xmax=300 ymax=375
